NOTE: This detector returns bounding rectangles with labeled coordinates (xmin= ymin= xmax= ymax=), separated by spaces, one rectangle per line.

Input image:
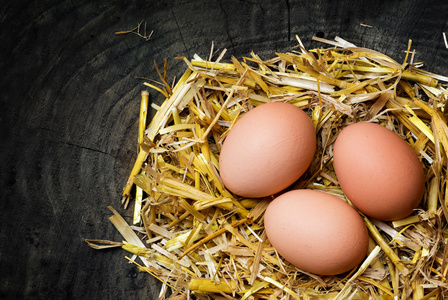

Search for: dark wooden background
xmin=1 ymin=0 xmax=447 ymax=299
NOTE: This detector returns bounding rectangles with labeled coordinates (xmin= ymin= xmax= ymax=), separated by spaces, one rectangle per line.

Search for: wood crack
xmin=60 ymin=141 xmax=114 ymax=157
xmin=171 ymin=9 xmax=190 ymax=58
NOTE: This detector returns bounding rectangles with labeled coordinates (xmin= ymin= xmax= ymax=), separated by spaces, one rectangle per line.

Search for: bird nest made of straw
xmin=86 ymin=36 xmax=448 ymax=300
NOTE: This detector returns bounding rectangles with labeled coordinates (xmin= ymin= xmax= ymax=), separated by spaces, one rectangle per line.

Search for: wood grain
xmin=1 ymin=0 xmax=447 ymax=298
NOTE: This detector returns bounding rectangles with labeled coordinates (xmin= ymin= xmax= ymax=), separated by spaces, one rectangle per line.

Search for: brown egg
xmin=219 ymin=102 xmax=316 ymax=198
xmin=333 ymin=122 xmax=425 ymax=221
xmin=264 ymin=189 xmax=369 ymax=275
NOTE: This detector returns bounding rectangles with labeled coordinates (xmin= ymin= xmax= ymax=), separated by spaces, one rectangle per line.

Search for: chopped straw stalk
xmin=87 ymin=37 xmax=448 ymax=299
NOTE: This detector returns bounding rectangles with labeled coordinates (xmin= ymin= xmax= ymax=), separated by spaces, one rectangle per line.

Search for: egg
xmin=264 ymin=189 xmax=369 ymax=275
xmin=333 ymin=122 xmax=425 ymax=221
xmin=219 ymin=102 xmax=316 ymax=198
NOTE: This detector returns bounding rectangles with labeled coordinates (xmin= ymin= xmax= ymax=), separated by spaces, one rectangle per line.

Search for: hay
xmin=86 ymin=36 xmax=448 ymax=299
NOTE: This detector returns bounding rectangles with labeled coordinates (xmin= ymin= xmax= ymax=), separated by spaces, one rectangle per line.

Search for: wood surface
xmin=1 ymin=0 xmax=447 ymax=298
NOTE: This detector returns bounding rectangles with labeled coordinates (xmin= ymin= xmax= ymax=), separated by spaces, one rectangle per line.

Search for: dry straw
xmin=86 ymin=36 xmax=448 ymax=299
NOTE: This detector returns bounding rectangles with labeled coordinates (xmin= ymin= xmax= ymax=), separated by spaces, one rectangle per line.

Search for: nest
xmin=86 ymin=36 xmax=448 ymax=300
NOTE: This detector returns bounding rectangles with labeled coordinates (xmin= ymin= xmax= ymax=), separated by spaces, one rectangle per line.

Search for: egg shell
xmin=219 ymin=102 xmax=316 ymax=198
xmin=264 ymin=189 xmax=369 ymax=275
xmin=333 ymin=122 xmax=425 ymax=221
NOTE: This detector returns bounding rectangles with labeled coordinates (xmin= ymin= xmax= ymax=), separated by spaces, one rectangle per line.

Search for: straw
xmin=87 ymin=37 xmax=448 ymax=299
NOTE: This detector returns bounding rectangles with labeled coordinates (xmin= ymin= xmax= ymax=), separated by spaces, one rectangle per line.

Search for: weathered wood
xmin=0 ymin=0 xmax=447 ymax=298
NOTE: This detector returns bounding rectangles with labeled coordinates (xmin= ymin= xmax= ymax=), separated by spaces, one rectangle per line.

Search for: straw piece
xmin=191 ymin=60 xmax=237 ymax=72
xmin=148 ymin=223 xmax=176 ymax=239
xmin=121 ymin=136 xmax=153 ymax=207
xmin=334 ymin=246 xmax=382 ymax=300
xmin=179 ymin=198 xmax=207 ymax=221
xmin=108 ymin=207 xmax=146 ymax=248
xmin=107 ymin=206 xmax=150 ymax=267
xmin=402 ymin=71 xmax=438 ymax=87
xmin=371 ymin=219 xmax=420 ymax=251
xmin=357 ymin=276 xmax=394 ymax=297
xmin=84 ymin=239 xmax=124 ymax=249
xmin=189 ymin=278 xmax=237 ymax=294
xmin=364 ymin=91 xmax=392 ymax=121
xmin=179 ymin=218 xmax=250 ymax=259
xmin=223 ymin=223 xmax=279 ymax=266
xmin=427 ymin=176 xmax=439 ymax=215
xmin=134 ymin=90 xmax=149 ymax=224
xmin=363 ymin=217 xmax=409 ymax=275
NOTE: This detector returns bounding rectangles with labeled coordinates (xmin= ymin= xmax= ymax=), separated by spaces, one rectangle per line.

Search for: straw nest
xmin=86 ymin=36 xmax=448 ymax=300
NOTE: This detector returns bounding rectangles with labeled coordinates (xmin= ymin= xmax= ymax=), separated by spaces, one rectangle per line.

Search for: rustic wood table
xmin=1 ymin=0 xmax=447 ymax=298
